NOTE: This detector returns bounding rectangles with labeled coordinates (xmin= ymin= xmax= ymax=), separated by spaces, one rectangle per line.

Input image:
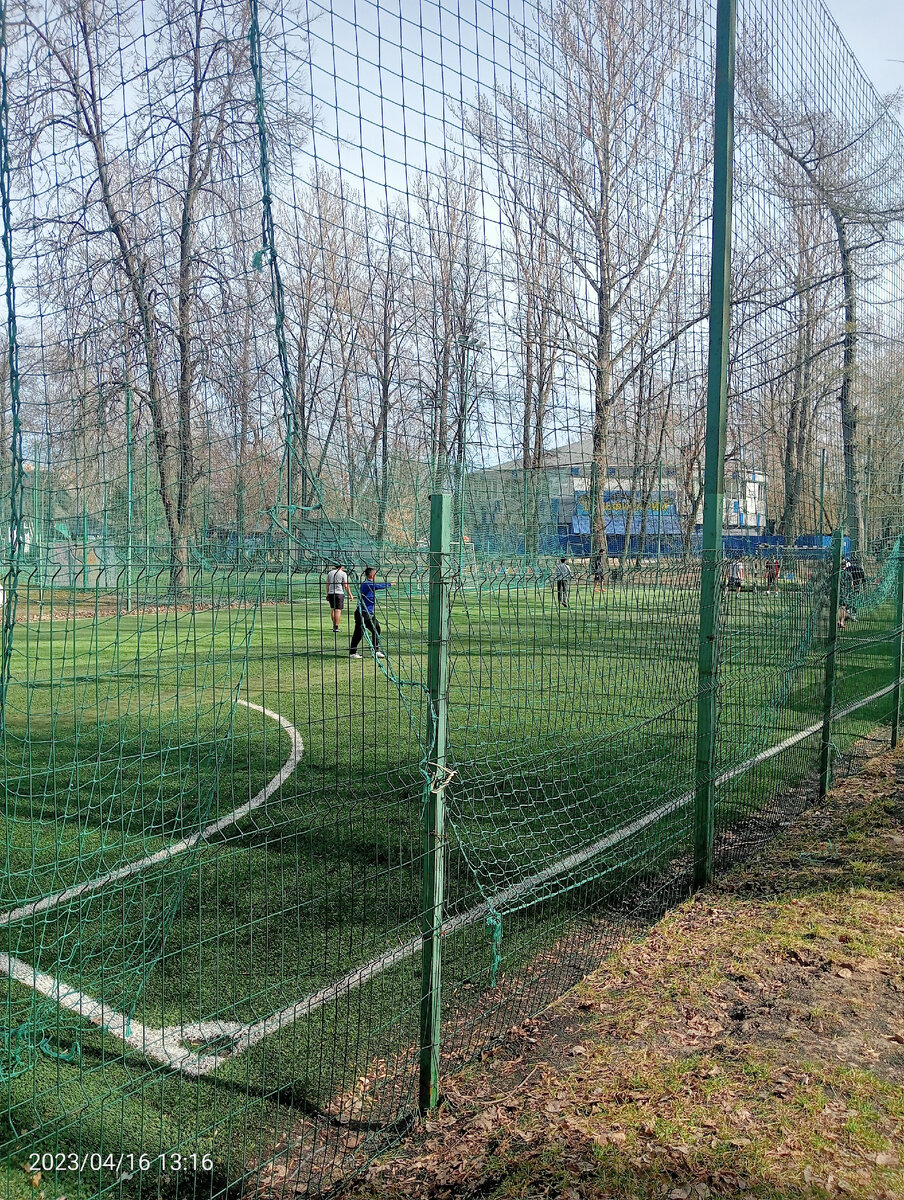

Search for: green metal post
xmin=864 ymin=434 xmax=872 ymax=554
xmin=285 ymin=415 xmax=294 ymax=595
xmin=522 ymin=464 xmax=530 ymax=571
xmin=419 ymin=492 xmax=451 ymax=1113
xmin=693 ymin=0 xmax=736 ymax=891
xmin=818 ymin=447 xmax=826 ymax=543
xmin=125 ymin=384 xmax=133 ymax=613
xmin=32 ymin=455 xmax=39 ymax=580
xmin=82 ymin=502 xmax=88 ymax=590
xmin=457 ymin=344 xmax=470 ymax=574
xmin=819 ymin=529 xmax=844 ymax=796
xmin=589 ymin=459 xmax=598 ymax=576
xmin=145 ymin=431 xmax=151 ymax=578
xmin=891 ymin=535 xmax=904 ymax=749
xmin=656 ymin=458 xmax=663 ymax=567
xmin=455 ymin=338 xmax=480 ymax=574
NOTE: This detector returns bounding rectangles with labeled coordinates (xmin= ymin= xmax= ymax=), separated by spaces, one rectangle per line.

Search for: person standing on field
xmin=326 ymin=562 xmax=352 ymax=633
xmin=350 ymin=567 xmax=391 ymax=659
xmin=727 ymin=556 xmax=744 ymax=592
xmin=552 ymin=557 xmax=572 ymax=606
xmin=592 ymin=550 xmax=606 ymax=594
xmin=764 ymin=556 xmax=780 ymax=594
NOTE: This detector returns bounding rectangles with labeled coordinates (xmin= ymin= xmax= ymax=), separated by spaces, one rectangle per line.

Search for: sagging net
xmin=0 ymin=0 xmax=902 ymax=1194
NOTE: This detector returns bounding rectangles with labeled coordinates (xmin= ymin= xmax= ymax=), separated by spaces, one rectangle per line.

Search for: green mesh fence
xmin=0 ymin=0 xmax=903 ymax=1195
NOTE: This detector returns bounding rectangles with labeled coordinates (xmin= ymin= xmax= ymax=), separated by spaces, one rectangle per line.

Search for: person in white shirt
xmin=325 ymin=562 xmax=353 ymax=633
xmin=552 ymin=557 xmax=573 ymax=607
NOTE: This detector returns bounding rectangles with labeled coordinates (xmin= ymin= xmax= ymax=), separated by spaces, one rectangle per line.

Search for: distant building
xmin=723 ymin=469 xmax=767 ymax=531
xmin=466 ymin=437 xmax=682 ymax=555
xmin=466 ymin=438 xmax=768 ymax=554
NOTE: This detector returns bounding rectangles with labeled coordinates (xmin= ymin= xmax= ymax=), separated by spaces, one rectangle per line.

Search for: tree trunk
xmin=832 ymin=210 xmax=864 ymax=556
xmin=591 ymin=300 xmax=612 ymax=566
xmin=376 ymin=360 xmax=391 ymax=545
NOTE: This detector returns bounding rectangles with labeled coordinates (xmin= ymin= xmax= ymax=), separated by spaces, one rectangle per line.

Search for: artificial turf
xmin=0 ymin=564 xmax=896 ymax=1196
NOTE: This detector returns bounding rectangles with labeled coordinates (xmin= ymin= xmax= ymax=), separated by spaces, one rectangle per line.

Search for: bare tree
xmin=468 ymin=105 xmax=565 ymax=555
xmin=412 ymin=163 xmax=488 ymax=494
xmin=744 ymin=78 xmax=904 ymax=554
xmin=478 ymin=0 xmax=706 ymax=556
xmin=17 ymin=0 xmax=285 ymax=587
xmin=357 ymin=203 xmax=418 ymax=544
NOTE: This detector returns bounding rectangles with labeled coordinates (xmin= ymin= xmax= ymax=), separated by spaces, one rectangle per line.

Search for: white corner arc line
xmin=0 ymin=699 xmax=303 ymax=930
xmin=0 ymin=699 xmax=304 ymax=1074
xmin=0 ymin=680 xmax=894 ymax=1076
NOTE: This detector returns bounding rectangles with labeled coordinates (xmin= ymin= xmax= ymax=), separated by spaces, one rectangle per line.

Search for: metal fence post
xmin=891 ymin=536 xmax=904 ymax=749
xmin=419 ymin=492 xmax=451 ymax=1113
xmin=819 ymin=529 xmax=844 ymax=797
xmin=693 ymin=0 xmax=736 ymax=891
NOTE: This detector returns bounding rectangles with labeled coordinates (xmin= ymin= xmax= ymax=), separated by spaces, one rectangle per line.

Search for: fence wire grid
xmin=1 ymin=0 xmax=904 ymax=1194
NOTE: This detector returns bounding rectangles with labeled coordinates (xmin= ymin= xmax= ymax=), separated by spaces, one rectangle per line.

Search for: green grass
xmin=0 ymin=565 xmax=896 ymax=1197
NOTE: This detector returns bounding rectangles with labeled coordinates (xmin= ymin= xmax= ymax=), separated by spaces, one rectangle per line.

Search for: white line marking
xmin=0 ymin=699 xmax=303 ymax=929
xmin=0 ymin=698 xmax=304 ymax=1073
xmin=0 ymin=681 xmax=894 ymax=1075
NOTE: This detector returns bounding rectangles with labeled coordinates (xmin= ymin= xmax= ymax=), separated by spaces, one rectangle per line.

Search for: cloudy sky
xmin=825 ymin=0 xmax=903 ymax=96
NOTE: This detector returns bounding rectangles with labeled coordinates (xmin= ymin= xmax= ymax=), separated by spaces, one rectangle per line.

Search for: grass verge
xmin=340 ymin=746 xmax=904 ymax=1200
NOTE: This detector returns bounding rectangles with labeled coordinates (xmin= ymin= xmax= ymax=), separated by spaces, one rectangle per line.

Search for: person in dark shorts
xmin=592 ymin=551 xmax=605 ymax=593
xmin=727 ymin=557 xmax=744 ymax=592
xmin=552 ymin=557 xmax=572 ymax=606
xmin=764 ymin=556 xmax=779 ymax=594
xmin=350 ymin=567 xmax=391 ymax=659
xmin=326 ymin=562 xmax=352 ymax=633
xmin=839 ymin=556 xmax=866 ymax=627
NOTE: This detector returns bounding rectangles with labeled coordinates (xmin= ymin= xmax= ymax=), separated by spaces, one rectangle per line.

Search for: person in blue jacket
xmin=349 ymin=567 xmax=391 ymax=659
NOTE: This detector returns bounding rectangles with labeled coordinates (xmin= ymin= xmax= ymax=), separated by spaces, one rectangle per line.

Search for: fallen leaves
xmin=331 ymin=744 xmax=904 ymax=1200
xmin=875 ymin=1151 xmax=900 ymax=1167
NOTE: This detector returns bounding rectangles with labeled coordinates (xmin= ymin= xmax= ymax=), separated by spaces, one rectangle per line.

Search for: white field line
xmin=0 ymin=699 xmax=304 ymax=1073
xmin=0 ymin=681 xmax=894 ymax=1075
xmin=0 ymin=700 xmax=303 ymax=930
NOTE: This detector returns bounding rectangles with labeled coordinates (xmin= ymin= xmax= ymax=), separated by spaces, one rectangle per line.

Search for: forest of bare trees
xmin=5 ymin=0 xmax=904 ymax=578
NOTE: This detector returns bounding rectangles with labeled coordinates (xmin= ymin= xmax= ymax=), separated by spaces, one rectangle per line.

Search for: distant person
xmin=610 ymin=555 xmax=622 ymax=584
xmin=839 ymin=556 xmax=866 ymax=627
xmin=350 ymin=567 xmax=391 ymax=659
xmin=727 ymin=557 xmax=744 ymax=592
xmin=764 ymin=556 xmax=780 ymax=594
xmin=326 ymin=562 xmax=352 ymax=633
xmin=552 ymin=557 xmax=572 ymax=606
xmin=592 ymin=550 xmax=606 ymax=594
xmin=850 ymin=557 xmax=866 ymax=593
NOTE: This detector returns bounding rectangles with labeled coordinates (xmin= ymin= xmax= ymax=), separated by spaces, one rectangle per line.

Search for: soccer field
xmin=0 ymin=566 xmax=896 ymax=1197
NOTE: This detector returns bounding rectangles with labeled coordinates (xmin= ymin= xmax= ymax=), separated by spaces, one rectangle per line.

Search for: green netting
xmin=1 ymin=0 xmax=904 ymax=1195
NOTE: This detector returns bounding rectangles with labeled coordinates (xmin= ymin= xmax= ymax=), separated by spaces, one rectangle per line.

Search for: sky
xmin=824 ymin=0 xmax=904 ymax=97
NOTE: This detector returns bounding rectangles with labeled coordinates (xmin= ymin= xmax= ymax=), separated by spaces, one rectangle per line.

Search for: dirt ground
xmin=337 ymin=750 xmax=904 ymax=1200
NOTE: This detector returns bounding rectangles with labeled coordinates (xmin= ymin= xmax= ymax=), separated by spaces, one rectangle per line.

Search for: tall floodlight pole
xmin=693 ymin=0 xmax=736 ymax=891
xmin=456 ymin=335 xmax=482 ymax=574
xmin=125 ymin=384 xmax=133 ymax=613
xmin=819 ymin=446 xmax=826 ymax=543
xmin=864 ymin=434 xmax=872 ymax=554
xmin=33 ymin=454 xmax=40 ymax=590
xmin=145 ymin=430 xmax=151 ymax=580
